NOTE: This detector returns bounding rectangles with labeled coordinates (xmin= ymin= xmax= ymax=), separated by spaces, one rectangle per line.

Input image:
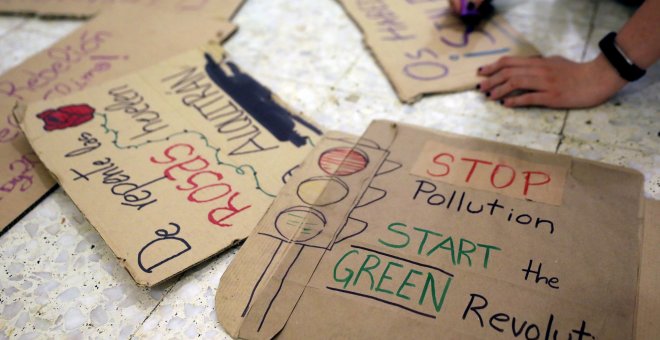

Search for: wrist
xmin=588 ymin=54 xmax=628 ymax=97
xmin=598 ymin=32 xmax=647 ymax=81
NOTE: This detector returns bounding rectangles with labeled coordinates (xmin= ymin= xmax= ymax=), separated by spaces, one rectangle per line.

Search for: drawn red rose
xmin=37 ymin=104 xmax=95 ymax=131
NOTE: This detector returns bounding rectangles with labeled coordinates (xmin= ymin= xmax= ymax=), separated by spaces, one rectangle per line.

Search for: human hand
xmin=476 ymin=54 xmax=628 ymax=109
xmin=449 ymin=0 xmax=485 ymax=15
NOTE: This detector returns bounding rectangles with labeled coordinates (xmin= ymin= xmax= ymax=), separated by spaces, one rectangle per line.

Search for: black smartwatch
xmin=598 ymin=32 xmax=646 ymax=82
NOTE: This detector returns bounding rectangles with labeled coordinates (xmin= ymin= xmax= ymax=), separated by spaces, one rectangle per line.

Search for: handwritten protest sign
xmin=637 ymin=199 xmax=660 ymax=339
xmin=216 ymin=120 xmax=644 ymax=339
xmin=338 ymin=1 xmax=538 ymax=102
xmin=0 ymin=6 xmax=235 ymax=233
xmin=18 ymin=45 xmax=322 ymax=286
xmin=0 ymin=0 xmax=244 ymax=19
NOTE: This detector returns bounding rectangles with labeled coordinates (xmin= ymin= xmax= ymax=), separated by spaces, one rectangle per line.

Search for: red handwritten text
xmin=150 ymin=143 xmax=252 ymax=227
xmin=427 ymin=152 xmax=552 ymax=197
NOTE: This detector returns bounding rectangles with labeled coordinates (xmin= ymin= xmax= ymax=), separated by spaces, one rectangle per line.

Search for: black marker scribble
xmin=204 ymin=54 xmax=321 ymax=147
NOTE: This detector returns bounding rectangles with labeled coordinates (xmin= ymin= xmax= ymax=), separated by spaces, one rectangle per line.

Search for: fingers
xmin=476 ymin=56 xmax=559 ymax=107
xmin=501 ymin=92 xmax=555 ymax=108
xmin=477 ymin=68 xmax=547 ymax=95
xmin=478 ymin=56 xmax=544 ymax=76
xmin=489 ymin=78 xmax=538 ymax=100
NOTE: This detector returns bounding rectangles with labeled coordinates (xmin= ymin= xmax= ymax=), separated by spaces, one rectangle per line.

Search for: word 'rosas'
xmin=150 ymin=143 xmax=251 ymax=227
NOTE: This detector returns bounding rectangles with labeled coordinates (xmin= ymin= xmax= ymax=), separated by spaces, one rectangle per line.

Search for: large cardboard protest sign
xmin=338 ymin=1 xmax=538 ymax=102
xmin=18 ymin=45 xmax=322 ymax=286
xmin=0 ymin=0 xmax=244 ymax=19
xmin=216 ymin=120 xmax=644 ymax=339
xmin=637 ymin=199 xmax=660 ymax=339
xmin=0 ymin=6 xmax=236 ymax=233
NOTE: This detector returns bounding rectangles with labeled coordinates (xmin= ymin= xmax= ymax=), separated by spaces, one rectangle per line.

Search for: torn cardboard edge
xmin=17 ymin=43 xmax=323 ymax=287
xmin=0 ymin=184 xmax=59 ymax=238
xmin=393 ymin=17 xmax=537 ymax=103
xmin=337 ymin=3 xmax=426 ymax=103
xmin=635 ymin=198 xmax=660 ymax=339
xmin=217 ymin=120 xmax=646 ymax=339
xmin=337 ymin=0 xmax=538 ymax=103
xmin=216 ymin=131 xmax=381 ymax=338
xmin=0 ymin=0 xmax=246 ymax=20
xmin=0 ymin=6 xmax=238 ymax=233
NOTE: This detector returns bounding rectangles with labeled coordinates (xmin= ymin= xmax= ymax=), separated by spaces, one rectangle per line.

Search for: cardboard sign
xmin=18 ymin=45 xmax=322 ymax=286
xmin=216 ymin=120 xmax=645 ymax=339
xmin=411 ymin=141 xmax=568 ymax=205
xmin=0 ymin=6 xmax=236 ymax=233
xmin=338 ymin=1 xmax=538 ymax=102
xmin=0 ymin=0 xmax=244 ymax=18
xmin=637 ymin=199 xmax=660 ymax=339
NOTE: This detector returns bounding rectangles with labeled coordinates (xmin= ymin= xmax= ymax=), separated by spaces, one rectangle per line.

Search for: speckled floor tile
xmin=254 ymin=75 xmax=335 ymax=118
xmin=414 ymin=91 xmax=566 ymax=135
xmin=562 ymin=89 xmax=660 ymax=155
xmin=0 ymin=16 xmax=26 ymax=38
xmin=592 ymin=0 xmax=637 ymax=29
xmin=0 ymin=29 xmax=66 ymax=74
xmin=0 ymin=189 xmax=166 ymax=339
xmin=247 ymin=1 xmax=362 ymax=86
xmin=132 ymin=249 xmax=238 ymax=339
xmin=582 ymin=25 xmax=613 ymax=61
xmin=335 ymin=52 xmax=400 ymax=98
xmin=313 ymin=87 xmax=562 ymax=152
xmin=19 ymin=18 xmax=81 ymax=38
xmin=497 ymin=0 xmax=597 ymax=25
xmin=502 ymin=13 xmax=591 ymax=61
xmin=563 ymin=18 xmax=660 ymax=160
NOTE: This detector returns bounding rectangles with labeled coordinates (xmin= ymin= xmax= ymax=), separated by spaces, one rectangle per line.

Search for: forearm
xmin=614 ymin=0 xmax=660 ymax=68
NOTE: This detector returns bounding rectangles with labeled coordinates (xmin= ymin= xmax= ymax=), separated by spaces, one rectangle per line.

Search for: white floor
xmin=0 ymin=0 xmax=658 ymax=338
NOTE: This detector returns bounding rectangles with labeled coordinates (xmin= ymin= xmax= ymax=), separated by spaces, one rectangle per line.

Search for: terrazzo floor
xmin=0 ymin=0 xmax=658 ymax=338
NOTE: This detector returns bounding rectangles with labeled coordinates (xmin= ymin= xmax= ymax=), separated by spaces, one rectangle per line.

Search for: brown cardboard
xmin=0 ymin=6 xmax=236 ymax=232
xmin=337 ymin=1 xmax=538 ymax=103
xmin=18 ymin=45 xmax=323 ymax=286
xmin=410 ymin=140 xmax=569 ymax=205
xmin=0 ymin=0 xmax=244 ymax=19
xmin=636 ymin=199 xmax=660 ymax=339
xmin=216 ymin=120 xmax=645 ymax=339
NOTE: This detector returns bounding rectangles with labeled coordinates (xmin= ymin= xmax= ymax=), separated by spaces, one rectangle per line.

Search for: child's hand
xmin=476 ymin=55 xmax=627 ymax=109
